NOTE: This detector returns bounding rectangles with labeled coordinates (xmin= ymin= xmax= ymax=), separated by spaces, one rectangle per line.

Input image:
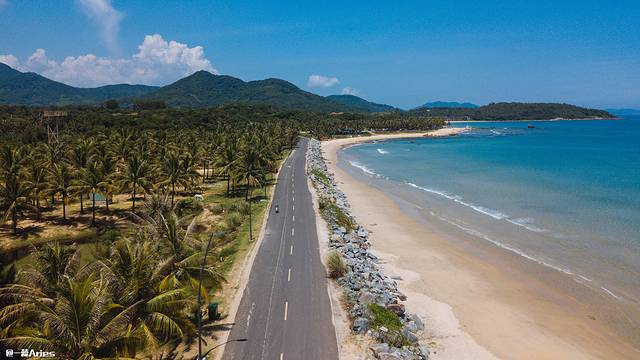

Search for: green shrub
xmin=224 ymin=212 xmax=243 ymax=230
xmin=327 ymin=251 xmax=347 ymax=278
xmin=210 ymin=203 xmax=224 ymax=215
xmin=175 ymin=198 xmax=203 ymax=217
xmin=311 ymin=169 xmax=331 ymax=187
xmin=320 ymin=200 xmax=355 ymax=231
xmin=238 ymin=202 xmax=251 ymax=216
xmin=368 ymin=303 xmax=403 ymax=330
xmin=227 ymin=202 xmax=240 ymax=212
xmin=319 ymin=197 xmax=330 ymax=210
xmin=367 ymin=304 xmax=410 ymax=347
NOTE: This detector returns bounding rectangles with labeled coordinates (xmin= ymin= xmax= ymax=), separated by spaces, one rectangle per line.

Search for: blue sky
xmin=1 ymin=0 xmax=639 ymax=109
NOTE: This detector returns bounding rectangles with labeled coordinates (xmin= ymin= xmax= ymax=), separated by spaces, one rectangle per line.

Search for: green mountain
xmin=0 ymin=63 xmax=158 ymax=106
xmin=410 ymin=102 xmax=614 ymax=120
xmin=417 ymin=101 xmax=479 ymax=109
xmin=142 ymin=71 xmax=361 ymax=112
xmin=325 ymin=94 xmax=397 ymax=113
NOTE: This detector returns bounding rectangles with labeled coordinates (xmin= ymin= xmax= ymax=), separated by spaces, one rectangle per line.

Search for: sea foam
xmin=348 ymin=160 xmax=377 ymax=176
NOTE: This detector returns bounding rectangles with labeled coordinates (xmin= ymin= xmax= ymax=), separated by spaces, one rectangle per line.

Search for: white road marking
xmin=288 ymin=268 xmax=291 ymax=282
xmin=292 ymin=205 xmax=295 ymax=211
xmin=280 ymin=353 xmax=284 ymax=360
xmin=292 ymin=215 xmax=295 ymax=222
xmin=290 ymin=244 xmax=293 ymax=255
xmin=291 ymin=228 xmax=294 ymax=237
xmin=284 ymin=301 xmax=289 ymax=321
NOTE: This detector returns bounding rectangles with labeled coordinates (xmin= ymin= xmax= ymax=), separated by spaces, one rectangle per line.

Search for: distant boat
xmin=528 ymin=124 xmax=535 ymax=128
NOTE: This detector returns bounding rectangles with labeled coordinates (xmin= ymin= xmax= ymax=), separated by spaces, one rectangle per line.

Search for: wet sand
xmin=322 ymin=130 xmax=639 ymax=359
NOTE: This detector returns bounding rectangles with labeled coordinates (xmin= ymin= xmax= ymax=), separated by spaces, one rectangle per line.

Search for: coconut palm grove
xmin=0 ymin=104 xmax=443 ymax=358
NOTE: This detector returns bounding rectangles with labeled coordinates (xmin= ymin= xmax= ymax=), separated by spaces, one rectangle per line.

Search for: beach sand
xmin=322 ymin=129 xmax=638 ymax=359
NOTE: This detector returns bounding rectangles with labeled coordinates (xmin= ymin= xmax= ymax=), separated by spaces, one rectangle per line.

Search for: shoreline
xmin=321 ymin=130 xmax=638 ymax=359
xmin=448 ymin=116 xmax=618 ymax=123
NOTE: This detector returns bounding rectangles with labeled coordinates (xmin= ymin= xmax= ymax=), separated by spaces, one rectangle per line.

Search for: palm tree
xmin=94 ymin=147 xmax=117 ymax=212
xmin=0 ymin=145 xmax=32 ymax=233
xmin=0 ymin=172 xmax=32 ymax=234
xmin=119 ymin=153 xmax=151 ymax=214
xmin=216 ymin=139 xmax=238 ymax=196
xmin=0 ymin=273 xmax=140 ymax=359
xmin=234 ymin=140 xmax=269 ymax=200
xmin=46 ymin=163 xmax=72 ymax=221
xmin=69 ymin=139 xmax=91 ymax=214
xmin=159 ymin=151 xmax=186 ymax=207
xmin=70 ymin=162 xmax=106 ymax=226
xmin=25 ymin=159 xmax=47 ymax=221
xmin=97 ymin=238 xmax=197 ymax=349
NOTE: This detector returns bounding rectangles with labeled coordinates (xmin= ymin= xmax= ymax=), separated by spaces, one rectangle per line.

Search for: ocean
xmin=339 ymin=117 xmax=640 ymax=308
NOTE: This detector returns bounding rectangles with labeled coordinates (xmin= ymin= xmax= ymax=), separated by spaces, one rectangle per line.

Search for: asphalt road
xmin=222 ymin=138 xmax=339 ymax=360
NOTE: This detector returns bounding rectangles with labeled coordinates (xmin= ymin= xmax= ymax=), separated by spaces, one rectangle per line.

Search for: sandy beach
xmin=322 ymin=129 xmax=639 ymax=359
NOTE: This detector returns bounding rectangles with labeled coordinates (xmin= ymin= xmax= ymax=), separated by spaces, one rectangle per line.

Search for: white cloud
xmin=0 ymin=54 xmax=19 ymax=68
xmin=77 ymin=0 xmax=123 ymax=53
xmin=0 ymin=34 xmax=217 ymax=87
xmin=307 ymin=74 xmax=339 ymax=88
xmin=341 ymin=86 xmax=360 ymax=96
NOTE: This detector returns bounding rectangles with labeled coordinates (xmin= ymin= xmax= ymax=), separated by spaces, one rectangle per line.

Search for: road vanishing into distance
xmin=223 ymin=138 xmax=339 ymax=360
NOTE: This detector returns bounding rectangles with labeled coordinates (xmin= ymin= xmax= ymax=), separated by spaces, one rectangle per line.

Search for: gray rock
xmin=402 ymin=328 xmax=419 ymax=343
xmin=419 ymin=346 xmax=431 ymax=359
xmin=405 ymin=321 xmax=419 ymax=333
xmin=352 ymin=317 xmax=369 ymax=333
xmin=357 ymin=227 xmax=369 ymax=238
xmin=378 ymin=352 xmax=402 ymax=360
xmin=386 ymin=303 xmax=406 ymax=316
xmin=369 ymin=343 xmax=390 ymax=357
xmin=411 ymin=314 xmax=424 ymax=330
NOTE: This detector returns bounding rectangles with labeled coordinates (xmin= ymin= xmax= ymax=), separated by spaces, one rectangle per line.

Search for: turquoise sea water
xmin=340 ymin=117 xmax=640 ymax=305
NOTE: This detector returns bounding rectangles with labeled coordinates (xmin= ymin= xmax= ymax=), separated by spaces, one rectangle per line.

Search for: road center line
xmin=292 ymin=215 xmax=295 ymax=222
xmin=290 ymin=244 xmax=293 ymax=255
xmin=291 ymin=228 xmax=295 ymax=237
xmin=284 ymin=301 xmax=289 ymax=321
xmin=280 ymin=353 xmax=284 ymax=360
xmin=288 ymin=268 xmax=291 ymax=282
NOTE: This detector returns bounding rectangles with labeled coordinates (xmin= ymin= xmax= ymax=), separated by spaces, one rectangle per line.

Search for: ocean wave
xmin=437 ymin=215 xmax=625 ymax=302
xmin=507 ymin=218 xmax=547 ymax=233
xmin=405 ymin=182 xmax=508 ymax=220
xmin=347 ymin=160 xmax=377 ymax=176
xmin=437 ymin=215 xmax=576 ymax=276
xmin=601 ymin=286 xmax=624 ymax=301
xmin=377 ymin=148 xmax=389 ymax=154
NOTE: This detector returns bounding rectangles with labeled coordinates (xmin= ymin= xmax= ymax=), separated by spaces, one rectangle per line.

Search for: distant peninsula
xmin=409 ymin=102 xmax=614 ymax=121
